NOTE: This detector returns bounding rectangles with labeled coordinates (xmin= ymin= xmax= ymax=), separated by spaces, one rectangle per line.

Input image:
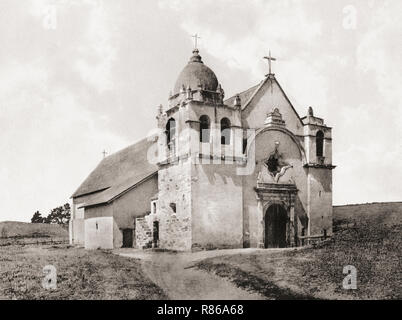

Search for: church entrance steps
xmin=114 ymin=248 xmax=295 ymax=300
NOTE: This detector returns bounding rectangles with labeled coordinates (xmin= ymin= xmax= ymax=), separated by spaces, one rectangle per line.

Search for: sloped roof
xmin=78 ymin=172 xmax=157 ymax=208
xmin=71 ymin=137 xmax=158 ymax=206
xmin=225 ymin=76 xmax=303 ymax=126
xmin=224 ymin=82 xmax=261 ymax=107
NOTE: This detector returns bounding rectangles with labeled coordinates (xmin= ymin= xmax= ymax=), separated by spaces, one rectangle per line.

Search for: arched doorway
xmin=264 ymin=204 xmax=287 ymax=248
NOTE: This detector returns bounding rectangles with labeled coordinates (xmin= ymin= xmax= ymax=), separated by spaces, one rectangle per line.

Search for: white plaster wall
xmin=84 ymin=217 xmax=114 ymax=249
xmin=69 ymin=219 xmax=72 ymax=244
xmin=242 ymin=80 xmax=304 ymax=135
xmin=308 ymin=169 xmax=333 ymax=236
xmin=75 ymin=206 xmax=84 ymax=219
xmin=70 ymin=202 xmax=85 ymax=245
xmin=70 ymin=218 xmax=85 ymax=246
xmin=112 ymin=177 xmax=158 ymax=228
xmin=113 ymin=219 xmax=123 ymax=248
xmin=192 ymin=163 xmax=243 ymax=249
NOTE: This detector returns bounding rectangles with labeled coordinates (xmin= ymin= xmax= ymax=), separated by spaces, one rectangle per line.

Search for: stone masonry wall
xmin=156 ymin=158 xmax=192 ymax=251
xmin=135 ymin=216 xmax=153 ymax=249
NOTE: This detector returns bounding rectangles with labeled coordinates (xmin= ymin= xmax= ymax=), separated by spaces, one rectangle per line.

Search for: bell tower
xmin=302 ymin=106 xmax=335 ymax=238
xmin=154 ymin=49 xmax=244 ymax=250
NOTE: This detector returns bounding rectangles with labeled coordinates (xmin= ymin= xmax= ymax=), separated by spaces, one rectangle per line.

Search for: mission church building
xmin=69 ymin=47 xmax=335 ymax=250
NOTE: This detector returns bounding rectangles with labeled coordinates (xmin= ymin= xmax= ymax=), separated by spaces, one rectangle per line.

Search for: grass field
xmin=0 ymin=221 xmax=68 ymax=238
xmin=1 ymin=203 xmax=400 ymax=300
xmin=196 ymin=203 xmax=402 ymax=300
xmin=0 ymin=244 xmax=167 ymax=300
xmin=0 ymin=221 xmax=69 ymax=247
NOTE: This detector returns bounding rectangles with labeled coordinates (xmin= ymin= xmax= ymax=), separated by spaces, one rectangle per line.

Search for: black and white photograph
xmin=0 ymin=0 xmax=400 ymax=309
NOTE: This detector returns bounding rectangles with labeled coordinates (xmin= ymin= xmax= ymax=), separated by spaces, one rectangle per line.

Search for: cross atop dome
xmin=191 ymin=33 xmax=201 ymax=50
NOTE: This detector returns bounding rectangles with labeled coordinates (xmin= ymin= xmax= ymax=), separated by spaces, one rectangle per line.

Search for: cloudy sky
xmin=1 ymin=0 xmax=401 ymax=222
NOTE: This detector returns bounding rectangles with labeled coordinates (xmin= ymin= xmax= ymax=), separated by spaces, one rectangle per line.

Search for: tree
xmin=31 ymin=211 xmax=44 ymax=223
xmin=44 ymin=203 xmax=71 ymax=225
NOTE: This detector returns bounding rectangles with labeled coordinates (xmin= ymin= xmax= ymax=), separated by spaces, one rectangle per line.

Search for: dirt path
xmin=115 ymin=248 xmax=269 ymax=300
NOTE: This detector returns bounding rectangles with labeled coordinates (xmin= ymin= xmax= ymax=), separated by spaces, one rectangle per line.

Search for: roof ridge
xmin=241 ymin=77 xmax=270 ymax=110
xmin=71 ymin=134 xmax=158 ymax=198
xmin=224 ymin=81 xmax=262 ymax=103
xmin=78 ymin=171 xmax=158 ymax=208
xmin=238 ymin=76 xmax=304 ymax=126
xmin=103 ymin=135 xmax=153 ymax=160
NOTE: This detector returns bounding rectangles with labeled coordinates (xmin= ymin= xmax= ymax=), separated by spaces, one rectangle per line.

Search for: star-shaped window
xmin=266 ymin=154 xmax=280 ymax=175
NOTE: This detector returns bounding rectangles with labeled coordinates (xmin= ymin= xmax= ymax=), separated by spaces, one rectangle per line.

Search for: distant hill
xmin=196 ymin=202 xmax=402 ymax=300
xmin=0 ymin=221 xmax=68 ymax=239
xmin=333 ymin=202 xmax=402 ymax=228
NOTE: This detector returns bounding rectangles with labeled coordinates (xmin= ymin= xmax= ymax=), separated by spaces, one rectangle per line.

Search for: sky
xmin=0 ymin=0 xmax=401 ymax=222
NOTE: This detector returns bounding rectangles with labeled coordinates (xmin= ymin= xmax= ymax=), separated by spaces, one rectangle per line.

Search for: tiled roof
xmin=72 ymin=137 xmax=158 ymax=206
xmin=224 ymin=82 xmax=261 ymax=107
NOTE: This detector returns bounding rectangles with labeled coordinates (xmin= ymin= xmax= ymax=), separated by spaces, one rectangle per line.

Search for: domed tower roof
xmin=173 ymin=49 xmax=219 ymax=95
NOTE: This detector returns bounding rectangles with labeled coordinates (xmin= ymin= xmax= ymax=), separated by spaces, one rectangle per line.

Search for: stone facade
xmin=156 ymin=159 xmax=193 ymax=250
xmin=135 ymin=216 xmax=153 ymax=249
xmin=70 ymin=48 xmax=334 ymax=251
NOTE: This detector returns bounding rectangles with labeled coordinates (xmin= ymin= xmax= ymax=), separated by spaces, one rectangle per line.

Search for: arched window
xmin=316 ymin=130 xmax=324 ymax=157
xmin=220 ymin=118 xmax=231 ymax=145
xmin=242 ymin=138 xmax=248 ymax=154
xmin=166 ymin=118 xmax=176 ymax=150
xmin=199 ymin=115 xmax=210 ymax=143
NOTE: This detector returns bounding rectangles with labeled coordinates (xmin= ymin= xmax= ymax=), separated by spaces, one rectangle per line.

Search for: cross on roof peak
xmin=263 ymin=50 xmax=277 ymax=76
xmin=102 ymin=150 xmax=108 ymax=158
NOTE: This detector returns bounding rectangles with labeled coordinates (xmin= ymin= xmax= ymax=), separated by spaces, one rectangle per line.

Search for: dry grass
xmin=0 ymin=243 xmax=167 ymax=300
xmin=0 ymin=221 xmax=68 ymax=239
xmin=196 ymin=206 xmax=402 ymax=300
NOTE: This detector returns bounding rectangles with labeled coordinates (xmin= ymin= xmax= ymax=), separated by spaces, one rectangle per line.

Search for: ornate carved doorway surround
xmin=255 ymin=182 xmax=298 ymax=248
